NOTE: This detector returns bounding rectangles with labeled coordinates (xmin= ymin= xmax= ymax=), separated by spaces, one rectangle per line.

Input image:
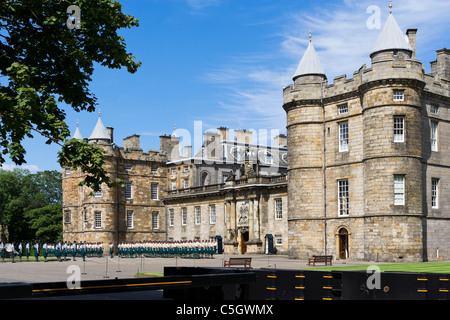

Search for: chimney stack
xmin=406 ymin=28 xmax=417 ymax=59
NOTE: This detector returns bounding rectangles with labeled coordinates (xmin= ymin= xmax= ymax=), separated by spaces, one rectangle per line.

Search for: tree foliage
xmin=0 ymin=168 xmax=62 ymax=242
xmin=0 ymin=0 xmax=141 ymax=190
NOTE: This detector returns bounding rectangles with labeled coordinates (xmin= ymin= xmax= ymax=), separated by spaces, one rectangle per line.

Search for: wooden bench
xmin=308 ymin=255 xmax=333 ymax=266
xmin=223 ymin=257 xmax=252 ymax=268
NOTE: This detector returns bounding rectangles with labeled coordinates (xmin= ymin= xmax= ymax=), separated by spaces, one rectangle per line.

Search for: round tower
xmin=283 ymin=34 xmax=327 ymax=259
xmin=360 ymin=10 xmax=426 ymax=262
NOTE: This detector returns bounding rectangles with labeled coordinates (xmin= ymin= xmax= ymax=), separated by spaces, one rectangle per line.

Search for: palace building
xmin=62 ymin=119 xmax=288 ymax=255
xmin=283 ymin=10 xmax=450 ymax=262
xmin=63 ymin=8 xmax=449 ymax=262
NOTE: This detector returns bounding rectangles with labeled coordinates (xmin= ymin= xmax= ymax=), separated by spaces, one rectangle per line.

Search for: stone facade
xmin=63 ymin=124 xmax=288 ymax=255
xmin=283 ymin=16 xmax=450 ymax=262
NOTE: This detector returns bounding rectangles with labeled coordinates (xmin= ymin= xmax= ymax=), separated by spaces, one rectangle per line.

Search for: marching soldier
xmin=71 ymin=241 xmax=77 ymax=261
xmin=0 ymin=242 xmax=5 ymax=263
xmin=42 ymin=242 xmax=48 ymax=262
xmin=34 ymin=242 xmax=40 ymax=261
xmin=26 ymin=242 xmax=30 ymax=261
xmin=62 ymin=241 xmax=68 ymax=261
xmin=18 ymin=242 xmax=23 ymax=262
xmin=109 ymin=242 xmax=114 ymax=258
xmin=10 ymin=242 xmax=16 ymax=263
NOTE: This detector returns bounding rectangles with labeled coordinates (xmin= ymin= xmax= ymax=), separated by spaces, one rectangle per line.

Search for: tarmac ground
xmin=0 ymin=254 xmax=375 ymax=284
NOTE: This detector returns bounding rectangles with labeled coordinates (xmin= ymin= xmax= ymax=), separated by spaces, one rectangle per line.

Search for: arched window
xmin=201 ymin=171 xmax=209 ymax=186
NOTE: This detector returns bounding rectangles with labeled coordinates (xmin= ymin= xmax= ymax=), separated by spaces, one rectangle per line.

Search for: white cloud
xmin=1 ymin=163 xmax=41 ymax=172
xmin=201 ymin=0 xmax=449 ymax=132
xmin=186 ymin=0 xmax=220 ymax=10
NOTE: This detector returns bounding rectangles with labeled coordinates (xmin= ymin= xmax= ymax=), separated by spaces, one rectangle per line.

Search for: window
xmin=430 ymin=105 xmax=439 ymax=114
xmin=183 ymin=166 xmax=189 ymax=172
xmin=94 ymin=211 xmax=102 ymax=228
xmin=171 ymin=168 xmax=176 ymax=174
xmin=152 ymin=211 xmax=159 ymax=229
xmin=431 ymin=121 xmax=438 ymax=152
xmin=125 ymin=182 xmax=132 ymax=199
xmin=126 ymin=210 xmax=133 ymax=229
xmin=275 ymin=198 xmax=283 ymax=220
xmin=64 ymin=210 xmax=71 ymax=224
xmin=65 ymin=168 xmax=71 ymax=176
xmin=209 ymin=205 xmax=216 ymax=224
xmin=393 ymin=90 xmax=404 ymax=101
xmin=432 ymin=178 xmax=439 ymax=209
xmin=181 ymin=208 xmax=187 ymax=226
xmin=169 ymin=209 xmax=174 ymax=226
xmin=195 ymin=206 xmax=201 ymax=225
xmin=184 ymin=179 xmax=189 ymax=189
xmin=338 ymin=179 xmax=349 ymax=216
xmin=394 ymin=175 xmax=405 ymax=205
xmin=151 ymin=167 xmax=158 ymax=174
xmin=151 ymin=183 xmax=158 ymax=200
xmin=265 ymin=152 xmax=274 ymax=164
xmin=393 ymin=116 xmax=405 ymax=142
xmin=338 ymin=104 xmax=348 ymax=114
xmin=171 ymin=181 xmax=176 ymax=190
xmin=222 ymin=173 xmax=229 ymax=183
xmin=275 ymin=235 xmax=282 ymax=246
xmin=124 ymin=164 xmax=132 ymax=171
xmin=339 ymin=121 xmax=349 ymax=152
xmin=94 ymin=184 xmax=102 ymax=197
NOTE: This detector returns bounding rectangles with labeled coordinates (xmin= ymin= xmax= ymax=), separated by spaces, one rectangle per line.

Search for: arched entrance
xmin=338 ymin=228 xmax=349 ymax=260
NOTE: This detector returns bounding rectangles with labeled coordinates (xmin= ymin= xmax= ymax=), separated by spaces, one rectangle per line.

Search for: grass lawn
xmin=309 ymin=262 xmax=450 ymax=274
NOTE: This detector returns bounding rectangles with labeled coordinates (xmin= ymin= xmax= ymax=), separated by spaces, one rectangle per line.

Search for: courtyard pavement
xmin=0 ymin=254 xmax=376 ymax=284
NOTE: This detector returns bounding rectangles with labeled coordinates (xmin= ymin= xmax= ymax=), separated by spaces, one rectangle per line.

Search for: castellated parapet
xmin=283 ymin=12 xmax=450 ymax=262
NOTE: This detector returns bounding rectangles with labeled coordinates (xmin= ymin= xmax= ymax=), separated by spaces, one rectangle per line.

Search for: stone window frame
xmin=152 ymin=211 xmax=159 ymax=230
xmin=151 ymin=182 xmax=159 ymax=200
xmin=64 ymin=209 xmax=71 ymax=224
xmin=393 ymin=90 xmax=405 ymax=101
xmin=430 ymin=120 xmax=438 ymax=152
xmin=275 ymin=198 xmax=283 ymax=220
xmin=337 ymin=103 xmax=348 ymax=115
xmin=430 ymin=104 xmax=439 ymax=115
xmin=209 ymin=204 xmax=216 ymax=224
xmin=194 ymin=206 xmax=201 ymax=225
xmin=125 ymin=182 xmax=132 ymax=199
xmin=393 ymin=116 xmax=405 ymax=143
xmin=126 ymin=210 xmax=134 ymax=229
xmin=338 ymin=179 xmax=349 ymax=216
xmin=94 ymin=211 xmax=102 ymax=229
xmin=338 ymin=121 xmax=349 ymax=152
xmin=94 ymin=184 xmax=102 ymax=198
xmin=181 ymin=207 xmax=187 ymax=226
xmin=431 ymin=178 xmax=439 ymax=209
xmin=169 ymin=209 xmax=174 ymax=226
xmin=275 ymin=234 xmax=283 ymax=246
xmin=394 ymin=175 xmax=405 ymax=206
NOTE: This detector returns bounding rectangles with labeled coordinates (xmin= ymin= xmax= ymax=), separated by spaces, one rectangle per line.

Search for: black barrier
xmin=3 ymin=266 xmax=450 ymax=300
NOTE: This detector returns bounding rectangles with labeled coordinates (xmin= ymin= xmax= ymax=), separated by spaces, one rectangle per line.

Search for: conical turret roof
xmin=293 ymin=39 xmax=326 ymax=80
xmin=72 ymin=125 xmax=83 ymax=140
xmin=89 ymin=113 xmax=110 ymax=141
xmin=371 ymin=13 xmax=412 ymax=57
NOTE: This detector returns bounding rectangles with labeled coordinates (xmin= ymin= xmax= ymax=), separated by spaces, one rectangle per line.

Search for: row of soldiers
xmin=1 ymin=239 xmax=218 ymax=262
xmin=117 ymin=240 xmax=218 ymax=259
xmin=0 ymin=241 xmax=104 ymax=262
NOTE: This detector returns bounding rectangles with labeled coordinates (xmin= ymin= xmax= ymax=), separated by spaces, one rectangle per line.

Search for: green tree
xmin=0 ymin=0 xmax=141 ymax=191
xmin=0 ymin=169 xmax=62 ymax=242
xmin=25 ymin=203 xmax=63 ymax=242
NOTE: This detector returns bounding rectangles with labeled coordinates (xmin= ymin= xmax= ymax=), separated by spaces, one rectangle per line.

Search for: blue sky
xmin=2 ymin=0 xmax=449 ymax=172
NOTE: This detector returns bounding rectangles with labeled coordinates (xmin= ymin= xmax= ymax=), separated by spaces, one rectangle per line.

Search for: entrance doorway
xmin=338 ymin=228 xmax=349 ymax=260
xmin=239 ymin=230 xmax=249 ymax=254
